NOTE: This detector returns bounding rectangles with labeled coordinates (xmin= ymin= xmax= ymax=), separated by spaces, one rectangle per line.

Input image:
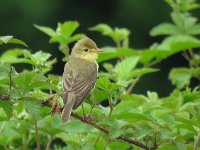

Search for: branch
xmin=0 ymin=94 xmax=10 ymax=100
xmin=0 ymin=94 xmax=157 ymax=150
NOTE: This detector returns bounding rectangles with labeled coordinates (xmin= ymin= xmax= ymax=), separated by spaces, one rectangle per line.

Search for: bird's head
xmin=70 ymin=37 xmax=103 ymax=62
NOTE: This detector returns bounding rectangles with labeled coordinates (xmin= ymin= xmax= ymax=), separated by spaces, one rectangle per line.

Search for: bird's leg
xmin=81 ymin=104 xmax=85 ymax=117
xmin=89 ymin=93 xmax=95 ymax=114
xmin=51 ymin=99 xmax=61 ymax=116
xmin=81 ymin=104 xmax=92 ymax=121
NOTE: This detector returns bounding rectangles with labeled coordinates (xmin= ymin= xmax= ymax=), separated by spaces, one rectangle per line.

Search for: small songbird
xmin=61 ymin=37 xmax=103 ymax=123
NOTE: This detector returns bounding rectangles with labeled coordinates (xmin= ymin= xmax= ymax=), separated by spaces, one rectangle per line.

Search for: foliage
xmin=0 ymin=1 xmax=200 ymax=150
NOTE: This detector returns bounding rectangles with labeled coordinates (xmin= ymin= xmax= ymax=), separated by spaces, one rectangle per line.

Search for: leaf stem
xmin=0 ymin=121 xmax=5 ymax=134
xmin=45 ymin=136 xmax=52 ymax=150
xmin=94 ymin=132 xmax=103 ymax=147
xmin=194 ymin=133 xmax=200 ymax=150
xmin=9 ymin=66 xmax=12 ymax=92
xmin=34 ymin=118 xmax=40 ymax=150
xmin=107 ymin=90 xmax=113 ymax=117
xmin=127 ymin=76 xmax=141 ymax=94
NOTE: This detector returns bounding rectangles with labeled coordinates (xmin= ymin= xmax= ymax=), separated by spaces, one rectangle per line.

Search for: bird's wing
xmin=62 ymin=60 xmax=97 ymax=109
xmin=72 ymin=69 xmax=97 ymax=109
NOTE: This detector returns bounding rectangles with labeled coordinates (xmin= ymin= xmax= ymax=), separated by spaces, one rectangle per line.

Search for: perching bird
xmin=61 ymin=37 xmax=103 ymax=123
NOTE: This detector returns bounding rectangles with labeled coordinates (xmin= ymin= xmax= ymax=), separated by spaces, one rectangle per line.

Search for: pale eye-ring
xmin=83 ymin=48 xmax=89 ymax=52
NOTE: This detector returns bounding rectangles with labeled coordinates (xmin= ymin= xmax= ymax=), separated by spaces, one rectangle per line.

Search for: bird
xmin=61 ymin=37 xmax=103 ymax=123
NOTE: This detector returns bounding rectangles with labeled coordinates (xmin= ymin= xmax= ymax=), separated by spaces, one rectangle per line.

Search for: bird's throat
xmin=71 ymin=52 xmax=98 ymax=62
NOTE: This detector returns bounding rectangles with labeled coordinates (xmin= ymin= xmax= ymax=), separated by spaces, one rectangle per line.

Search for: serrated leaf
xmin=169 ymin=68 xmax=192 ymax=89
xmin=157 ymin=35 xmax=200 ymax=51
xmin=120 ymin=94 xmax=147 ymax=107
xmin=0 ymin=49 xmax=26 ymax=63
xmin=98 ymin=47 xmax=138 ymax=63
xmin=147 ymin=91 xmax=159 ymax=101
xmin=139 ymin=49 xmax=171 ymax=64
xmin=0 ymin=36 xmax=27 ymax=47
xmin=89 ymin=24 xmax=113 ymax=36
xmin=13 ymin=71 xmax=48 ymax=90
xmin=69 ymin=34 xmax=85 ymax=43
xmin=96 ymin=77 xmax=122 ymax=92
xmin=57 ymin=21 xmax=79 ymax=36
xmin=0 ymin=101 xmax=13 ymax=118
xmin=171 ymin=12 xmax=184 ymax=30
xmin=150 ymin=23 xmax=181 ymax=36
xmin=114 ymin=56 xmax=140 ymax=81
xmin=109 ymin=128 xmax=124 ymax=139
xmin=128 ymin=68 xmax=159 ymax=79
xmin=0 ymin=35 xmax=13 ymax=44
xmin=25 ymin=98 xmax=40 ymax=117
xmin=90 ymin=24 xmax=130 ymax=43
xmin=108 ymin=141 xmax=130 ymax=150
xmin=0 ymin=121 xmax=20 ymax=145
xmin=34 ymin=24 xmax=56 ymax=37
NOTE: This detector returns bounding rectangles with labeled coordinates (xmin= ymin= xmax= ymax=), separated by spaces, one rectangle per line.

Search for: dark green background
xmin=0 ymin=0 xmax=199 ymax=96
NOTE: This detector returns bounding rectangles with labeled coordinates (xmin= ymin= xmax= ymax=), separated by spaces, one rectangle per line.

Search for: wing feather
xmin=62 ymin=59 xmax=97 ymax=110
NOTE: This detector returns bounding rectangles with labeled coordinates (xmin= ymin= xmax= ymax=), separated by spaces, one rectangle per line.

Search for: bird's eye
xmin=84 ymin=48 xmax=89 ymax=52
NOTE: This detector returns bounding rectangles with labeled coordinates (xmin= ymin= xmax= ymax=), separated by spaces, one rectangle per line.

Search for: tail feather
xmin=61 ymin=92 xmax=75 ymax=123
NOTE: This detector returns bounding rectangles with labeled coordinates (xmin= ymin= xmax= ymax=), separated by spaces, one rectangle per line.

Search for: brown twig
xmin=0 ymin=94 xmax=157 ymax=150
xmin=0 ymin=94 xmax=10 ymax=100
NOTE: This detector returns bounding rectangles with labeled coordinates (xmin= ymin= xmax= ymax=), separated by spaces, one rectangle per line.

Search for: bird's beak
xmin=92 ymin=48 xmax=104 ymax=53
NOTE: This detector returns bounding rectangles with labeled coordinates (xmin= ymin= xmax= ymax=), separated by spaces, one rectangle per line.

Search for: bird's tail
xmin=61 ymin=92 xmax=75 ymax=123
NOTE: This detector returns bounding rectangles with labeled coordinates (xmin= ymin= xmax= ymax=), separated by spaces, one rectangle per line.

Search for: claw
xmin=82 ymin=114 xmax=92 ymax=121
xmin=51 ymin=100 xmax=61 ymax=116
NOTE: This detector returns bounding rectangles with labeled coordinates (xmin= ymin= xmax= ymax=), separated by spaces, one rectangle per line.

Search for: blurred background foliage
xmin=1 ymin=0 xmax=200 ymax=96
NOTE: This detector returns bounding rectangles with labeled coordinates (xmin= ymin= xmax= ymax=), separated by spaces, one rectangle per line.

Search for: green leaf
xmin=171 ymin=12 xmax=184 ymax=30
xmin=98 ymin=47 xmax=138 ymax=63
xmin=171 ymin=11 xmax=197 ymax=32
xmin=35 ymin=21 xmax=83 ymax=53
xmin=38 ymin=115 xmax=64 ymax=135
xmin=69 ymin=33 xmax=85 ymax=43
xmin=128 ymin=68 xmax=159 ymax=79
xmin=0 ymin=35 xmax=13 ymax=44
xmin=89 ymin=24 xmax=113 ymax=37
xmin=89 ymin=24 xmax=130 ymax=43
xmin=139 ymin=49 xmax=171 ymax=64
xmin=92 ymin=88 xmax=107 ymax=103
xmin=113 ymin=100 xmax=139 ymax=114
xmin=34 ymin=24 xmax=56 ymax=37
xmin=147 ymin=91 xmax=159 ymax=101
xmin=96 ymin=77 xmax=123 ymax=92
xmin=108 ymin=141 xmax=130 ymax=150
xmin=112 ymin=111 xmax=151 ymax=123
xmin=150 ymin=23 xmax=181 ymax=36
xmin=188 ymin=24 xmax=200 ymax=35
xmin=0 ymin=49 xmax=31 ymax=64
xmin=57 ymin=21 xmax=79 ymax=37
xmin=0 ymin=62 xmax=17 ymax=77
xmin=0 ymin=121 xmax=20 ymax=145
xmin=120 ymin=94 xmax=147 ymax=107
xmin=114 ymin=56 xmax=140 ymax=81
xmin=25 ymin=98 xmax=40 ymax=117
xmin=0 ymin=101 xmax=13 ymax=118
xmin=133 ymin=125 xmax=152 ymax=140
xmin=157 ymin=35 xmax=200 ymax=52
xmin=0 ymin=36 xmax=27 ymax=47
xmin=157 ymin=143 xmax=178 ymax=150
xmin=169 ymin=68 xmax=191 ymax=89
xmin=13 ymin=71 xmax=48 ymax=90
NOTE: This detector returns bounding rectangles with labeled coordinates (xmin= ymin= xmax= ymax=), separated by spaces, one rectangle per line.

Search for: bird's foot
xmin=82 ymin=114 xmax=92 ymax=122
xmin=51 ymin=100 xmax=61 ymax=116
